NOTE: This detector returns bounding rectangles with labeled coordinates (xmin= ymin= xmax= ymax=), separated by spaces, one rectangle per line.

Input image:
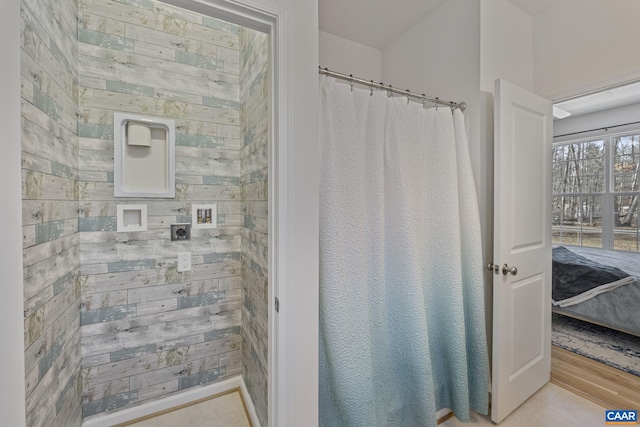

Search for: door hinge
xmin=275 ymin=297 xmax=279 ymax=313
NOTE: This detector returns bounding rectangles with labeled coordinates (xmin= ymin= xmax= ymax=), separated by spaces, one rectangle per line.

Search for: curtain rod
xmin=319 ymin=67 xmax=466 ymax=111
xmin=554 ymin=120 xmax=640 ymax=138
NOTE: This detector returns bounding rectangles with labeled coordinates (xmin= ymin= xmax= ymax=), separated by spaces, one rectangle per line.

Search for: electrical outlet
xmin=177 ymin=252 xmax=191 ymax=272
xmin=171 ymin=223 xmax=191 ymax=241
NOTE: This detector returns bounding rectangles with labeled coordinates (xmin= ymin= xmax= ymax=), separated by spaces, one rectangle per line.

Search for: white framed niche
xmin=114 ymin=112 xmax=175 ymax=198
xmin=117 ymin=204 xmax=148 ymax=232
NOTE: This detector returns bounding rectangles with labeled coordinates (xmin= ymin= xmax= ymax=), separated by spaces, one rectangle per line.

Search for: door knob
xmin=502 ymin=264 xmax=518 ymax=276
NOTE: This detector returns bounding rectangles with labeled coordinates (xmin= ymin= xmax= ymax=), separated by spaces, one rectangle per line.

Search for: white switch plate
xmin=177 ymin=252 xmax=191 ymax=272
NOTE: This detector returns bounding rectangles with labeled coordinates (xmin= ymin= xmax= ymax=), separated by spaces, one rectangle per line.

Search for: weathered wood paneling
xmin=78 ymin=0 xmax=246 ymax=418
xmin=19 ymin=0 xmax=268 ymax=420
xmin=239 ymin=27 xmax=269 ymax=427
xmin=21 ymin=0 xmax=82 ymax=425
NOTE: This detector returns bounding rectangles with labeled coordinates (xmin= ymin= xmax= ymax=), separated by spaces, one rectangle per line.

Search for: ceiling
xmin=505 ymin=0 xmax=564 ymax=16
xmin=319 ymin=0 xmax=447 ymax=50
xmin=319 ymin=0 xmax=564 ymax=49
xmin=554 ymin=81 xmax=640 ymax=119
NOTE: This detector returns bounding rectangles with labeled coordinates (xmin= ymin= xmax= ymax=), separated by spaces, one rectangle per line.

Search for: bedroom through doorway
xmin=549 ymin=81 xmax=640 ymax=409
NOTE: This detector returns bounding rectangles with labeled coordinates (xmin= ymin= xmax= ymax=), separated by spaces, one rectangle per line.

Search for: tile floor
xmin=126 ymin=391 xmax=250 ymax=427
xmin=127 ymin=382 xmax=605 ymax=427
xmin=441 ymin=383 xmax=605 ymax=427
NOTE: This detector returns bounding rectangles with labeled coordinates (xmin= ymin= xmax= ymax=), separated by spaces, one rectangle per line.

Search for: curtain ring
xmin=450 ymin=101 xmax=457 ymax=113
xmin=406 ymin=89 xmax=411 ymax=105
xmin=434 ymin=97 xmax=439 ymax=111
xmin=387 ymin=84 xmax=393 ymax=98
xmin=369 ymin=80 xmax=374 ymax=96
xmin=349 ymin=74 xmax=353 ymax=92
xmin=421 ymin=94 xmax=427 ymax=109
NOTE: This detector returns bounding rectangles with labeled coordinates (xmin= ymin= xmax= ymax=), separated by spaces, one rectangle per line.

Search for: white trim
xmin=437 ymin=408 xmax=452 ymax=420
xmin=82 ymin=376 xmax=260 ymax=427
xmin=239 ymin=375 xmax=262 ymax=427
xmin=267 ymin=22 xmax=281 ymax=427
xmin=0 ymin=0 xmax=27 ymax=425
xmin=554 ymin=125 xmax=640 ymax=145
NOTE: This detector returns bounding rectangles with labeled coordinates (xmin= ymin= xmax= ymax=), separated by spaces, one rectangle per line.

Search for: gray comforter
xmin=552 ymin=246 xmax=636 ymax=306
xmin=553 ymin=246 xmax=640 ymax=337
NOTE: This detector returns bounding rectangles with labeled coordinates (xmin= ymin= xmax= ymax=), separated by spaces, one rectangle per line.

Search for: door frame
xmin=0 ymin=1 xmax=27 ymax=426
xmin=1 ymin=0 xmax=320 ymax=425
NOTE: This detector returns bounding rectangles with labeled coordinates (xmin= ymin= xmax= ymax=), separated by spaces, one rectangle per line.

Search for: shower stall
xmin=20 ymin=0 xmax=270 ymax=425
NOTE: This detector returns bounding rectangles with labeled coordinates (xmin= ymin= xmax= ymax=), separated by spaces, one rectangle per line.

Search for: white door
xmin=491 ymin=79 xmax=553 ymax=423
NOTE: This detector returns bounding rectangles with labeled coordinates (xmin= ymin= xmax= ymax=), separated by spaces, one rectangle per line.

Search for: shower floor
xmin=120 ymin=390 xmax=251 ymax=427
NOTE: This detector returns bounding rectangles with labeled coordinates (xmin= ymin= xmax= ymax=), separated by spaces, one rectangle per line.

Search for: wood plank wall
xmin=77 ymin=0 xmax=253 ymax=418
xmin=21 ymin=0 xmax=83 ymax=425
xmin=239 ymin=27 xmax=269 ymax=427
xmin=20 ymin=0 xmax=270 ymax=421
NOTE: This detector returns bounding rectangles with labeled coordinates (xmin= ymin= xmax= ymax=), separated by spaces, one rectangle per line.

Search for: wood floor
xmin=551 ymin=345 xmax=640 ymax=410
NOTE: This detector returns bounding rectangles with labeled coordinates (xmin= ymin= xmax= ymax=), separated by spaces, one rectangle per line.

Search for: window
xmin=552 ymin=133 xmax=640 ymax=252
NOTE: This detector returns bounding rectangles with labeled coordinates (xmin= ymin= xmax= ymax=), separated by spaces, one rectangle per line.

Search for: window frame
xmin=552 ymin=129 xmax=640 ymax=252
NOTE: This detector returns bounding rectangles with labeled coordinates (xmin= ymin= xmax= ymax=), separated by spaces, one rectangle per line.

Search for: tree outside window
xmin=552 ymin=133 xmax=640 ymax=252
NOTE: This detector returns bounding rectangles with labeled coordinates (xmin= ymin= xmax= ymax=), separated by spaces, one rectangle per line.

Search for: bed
xmin=552 ymin=245 xmax=640 ymax=337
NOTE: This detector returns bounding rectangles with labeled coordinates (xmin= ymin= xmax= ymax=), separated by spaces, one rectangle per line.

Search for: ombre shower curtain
xmin=319 ymin=76 xmax=489 ymax=427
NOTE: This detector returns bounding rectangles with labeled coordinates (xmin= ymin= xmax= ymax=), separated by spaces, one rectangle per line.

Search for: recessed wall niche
xmin=114 ymin=112 xmax=176 ymax=198
xmin=116 ymin=204 xmax=148 ymax=232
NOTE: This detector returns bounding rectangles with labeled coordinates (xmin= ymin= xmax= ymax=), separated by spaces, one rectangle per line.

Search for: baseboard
xmin=83 ymin=375 xmax=261 ymax=427
xmin=436 ymin=408 xmax=453 ymax=424
xmin=238 ymin=376 xmax=261 ymax=427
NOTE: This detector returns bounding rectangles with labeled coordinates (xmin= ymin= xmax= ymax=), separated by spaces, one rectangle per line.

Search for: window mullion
xmin=602 ymin=136 xmax=614 ymax=250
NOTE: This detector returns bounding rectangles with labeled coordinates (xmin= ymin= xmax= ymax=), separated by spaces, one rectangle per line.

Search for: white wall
xmin=382 ymin=0 xmax=481 ymax=120
xmin=534 ymin=0 xmax=640 ymax=100
xmin=319 ymin=31 xmax=382 ymax=81
xmin=480 ymin=0 xmax=533 ymax=93
xmin=0 ymin=1 xmax=27 ymax=426
xmin=287 ymin=0 xmax=320 ymax=425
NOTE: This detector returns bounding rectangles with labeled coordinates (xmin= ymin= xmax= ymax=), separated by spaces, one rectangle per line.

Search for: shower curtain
xmin=319 ymin=77 xmax=489 ymax=427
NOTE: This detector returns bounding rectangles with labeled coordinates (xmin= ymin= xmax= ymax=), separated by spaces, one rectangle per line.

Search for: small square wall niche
xmin=114 ymin=112 xmax=175 ymax=198
xmin=117 ymin=205 xmax=148 ymax=232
